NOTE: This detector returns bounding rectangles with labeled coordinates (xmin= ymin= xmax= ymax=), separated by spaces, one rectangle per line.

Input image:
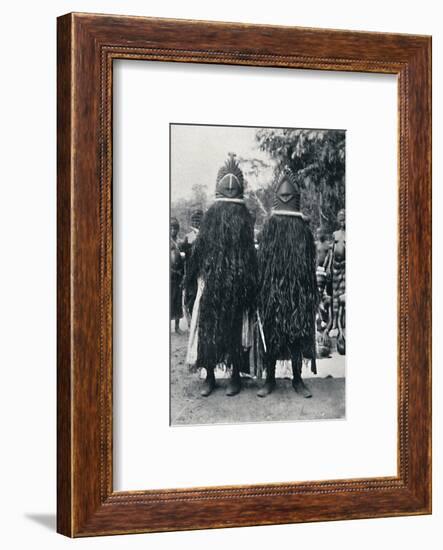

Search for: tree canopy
xmin=254 ymin=128 xmax=345 ymax=234
xmin=170 ymin=128 xmax=346 ymax=238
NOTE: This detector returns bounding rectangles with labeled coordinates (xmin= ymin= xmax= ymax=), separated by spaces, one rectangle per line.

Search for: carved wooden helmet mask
xmin=215 ymin=154 xmax=245 ymax=202
xmin=272 ymin=166 xmax=301 ymax=212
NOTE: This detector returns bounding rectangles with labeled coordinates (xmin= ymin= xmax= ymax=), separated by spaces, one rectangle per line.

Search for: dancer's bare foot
xmin=257 ymin=379 xmax=276 ymax=398
xmin=174 ymin=319 xmax=183 ymax=334
xmin=226 ymin=375 xmax=241 ymax=396
xmin=201 ymin=371 xmax=215 ymax=397
xmin=292 ymin=378 xmax=312 ymax=398
xmin=201 ymin=378 xmax=215 ymax=397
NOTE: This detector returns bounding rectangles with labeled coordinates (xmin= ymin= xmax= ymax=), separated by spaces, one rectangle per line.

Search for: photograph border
xmin=168 ymin=121 xmax=347 ymax=427
xmin=57 ymin=12 xmax=432 ymax=536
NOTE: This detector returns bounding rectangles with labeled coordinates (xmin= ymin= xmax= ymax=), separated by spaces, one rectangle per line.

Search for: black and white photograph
xmin=0 ymin=0 xmax=436 ymax=546
xmin=170 ymin=123 xmax=346 ymax=426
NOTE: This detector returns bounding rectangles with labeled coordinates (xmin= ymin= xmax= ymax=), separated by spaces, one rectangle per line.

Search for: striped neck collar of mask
xmin=271 ymin=209 xmax=306 ymax=220
xmin=215 ymin=197 xmax=245 ymax=204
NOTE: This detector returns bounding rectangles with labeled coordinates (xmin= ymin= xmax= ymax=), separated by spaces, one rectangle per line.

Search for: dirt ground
xmin=170 ymin=323 xmax=345 ymax=426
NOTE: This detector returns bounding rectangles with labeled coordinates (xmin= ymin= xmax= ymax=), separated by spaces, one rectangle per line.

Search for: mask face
xmin=274 ymin=173 xmax=301 ymax=211
xmin=217 ymin=173 xmax=242 ymax=199
xmin=215 ymin=156 xmax=245 ymax=200
xmin=276 ymin=176 xmax=297 ymax=203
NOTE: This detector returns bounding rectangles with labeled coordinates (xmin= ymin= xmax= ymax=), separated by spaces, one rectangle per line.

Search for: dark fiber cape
xmin=185 ymin=202 xmax=257 ymax=367
xmin=258 ymin=215 xmax=318 ymax=360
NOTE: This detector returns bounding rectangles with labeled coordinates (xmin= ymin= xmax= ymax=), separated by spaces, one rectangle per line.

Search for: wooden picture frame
xmin=57 ymin=12 xmax=432 ymax=537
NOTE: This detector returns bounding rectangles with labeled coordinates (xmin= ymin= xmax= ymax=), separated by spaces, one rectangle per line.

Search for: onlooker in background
xmin=170 ymin=217 xmax=184 ymax=334
xmin=315 ymin=226 xmax=331 ymax=268
xmin=182 ymin=208 xmax=203 ymax=319
xmin=326 ymin=209 xmax=346 ymax=337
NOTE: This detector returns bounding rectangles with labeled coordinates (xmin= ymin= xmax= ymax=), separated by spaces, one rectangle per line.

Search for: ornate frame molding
xmin=57 ymin=13 xmax=431 ymax=536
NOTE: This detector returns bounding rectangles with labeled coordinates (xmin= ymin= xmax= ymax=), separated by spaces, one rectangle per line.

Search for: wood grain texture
xmin=57 ymin=12 xmax=432 ymax=537
xmin=56 ymin=13 xmax=73 ymax=537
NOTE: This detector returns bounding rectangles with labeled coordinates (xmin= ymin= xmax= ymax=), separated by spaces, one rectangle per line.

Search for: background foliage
xmin=253 ymin=128 xmax=346 ymax=233
xmin=171 ymin=128 xmax=346 ymax=237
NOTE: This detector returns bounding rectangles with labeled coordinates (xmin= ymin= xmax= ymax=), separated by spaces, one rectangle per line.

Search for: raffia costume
xmin=257 ymin=166 xmax=318 ymax=398
xmin=185 ymin=156 xmax=257 ymax=396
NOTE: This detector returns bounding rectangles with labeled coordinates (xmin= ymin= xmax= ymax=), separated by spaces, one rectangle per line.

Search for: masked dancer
xmin=185 ymin=155 xmax=257 ymax=397
xmin=257 ymin=166 xmax=318 ymax=398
